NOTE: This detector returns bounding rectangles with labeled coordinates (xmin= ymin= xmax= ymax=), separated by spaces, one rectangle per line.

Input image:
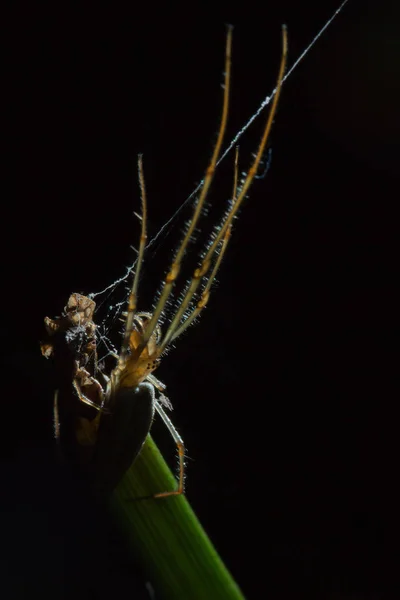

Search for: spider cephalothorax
xmin=109 ymin=313 xmax=162 ymax=397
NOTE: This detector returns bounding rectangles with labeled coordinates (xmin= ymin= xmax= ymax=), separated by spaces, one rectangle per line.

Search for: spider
xmin=42 ymin=25 xmax=288 ymax=498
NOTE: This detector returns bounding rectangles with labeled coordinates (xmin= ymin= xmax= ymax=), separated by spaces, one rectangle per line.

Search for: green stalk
xmin=110 ymin=435 xmax=245 ymax=600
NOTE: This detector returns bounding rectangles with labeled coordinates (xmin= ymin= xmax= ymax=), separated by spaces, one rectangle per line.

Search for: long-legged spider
xmin=42 ymin=25 xmax=287 ymax=498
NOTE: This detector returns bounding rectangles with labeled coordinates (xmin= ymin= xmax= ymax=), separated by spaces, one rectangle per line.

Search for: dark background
xmin=3 ymin=1 xmax=399 ymax=598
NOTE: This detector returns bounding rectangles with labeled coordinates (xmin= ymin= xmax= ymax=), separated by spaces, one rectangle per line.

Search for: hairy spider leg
xmin=119 ymin=156 xmax=148 ymax=366
xmin=152 ymin=401 xmax=185 ymax=498
xmin=106 ymin=156 xmax=148 ymax=405
xmin=169 ymin=145 xmax=240 ymax=340
xmin=144 ymin=151 xmax=242 ymax=499
xmin=136 ymin=146 xmax=238 ymax=499
xmin=145 ymin=148 xmax=241 ymax=500
xmin=130 ymin=25 xmax=234 ymax=363
xmin=160 ymin=25 xmax=288 ymax=348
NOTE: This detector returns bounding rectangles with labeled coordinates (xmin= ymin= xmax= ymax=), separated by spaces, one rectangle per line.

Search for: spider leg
xmin=145 ymin=373 xmax=173 ymax=410
xmin=168 ymin=146 xmax=239 ymax=343
xmin=118 ymin=155 xmax=148 ymax=367
xmin=131 ymin=25 xmax=234 ymax=363
xmin=152 ymin=401 xmax=185 ymax=498
xmin=146 ymin=372 xmax=166 ymax=393
xmin=159 ymin=26 xmax=288 ymax=349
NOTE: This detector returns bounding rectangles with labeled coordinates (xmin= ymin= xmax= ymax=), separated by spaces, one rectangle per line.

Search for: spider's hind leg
xmin=152 ymin=400 xmax=185 ymax=499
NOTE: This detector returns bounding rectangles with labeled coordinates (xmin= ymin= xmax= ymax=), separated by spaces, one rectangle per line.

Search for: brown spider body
xmin=111 ymin=314 xmax=161 ymax=394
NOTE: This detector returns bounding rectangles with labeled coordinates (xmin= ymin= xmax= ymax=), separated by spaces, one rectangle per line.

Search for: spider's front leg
xmin=152 ymin=400 xmax=185 ymax=499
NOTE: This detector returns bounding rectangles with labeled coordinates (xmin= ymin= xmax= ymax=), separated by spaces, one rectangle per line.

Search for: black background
xmin=3 ymin=1 xmax=399 ymax=598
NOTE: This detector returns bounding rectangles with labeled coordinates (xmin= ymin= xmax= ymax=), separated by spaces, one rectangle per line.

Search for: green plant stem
xmin=110 ymin=435 xmax=245 ymax=600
